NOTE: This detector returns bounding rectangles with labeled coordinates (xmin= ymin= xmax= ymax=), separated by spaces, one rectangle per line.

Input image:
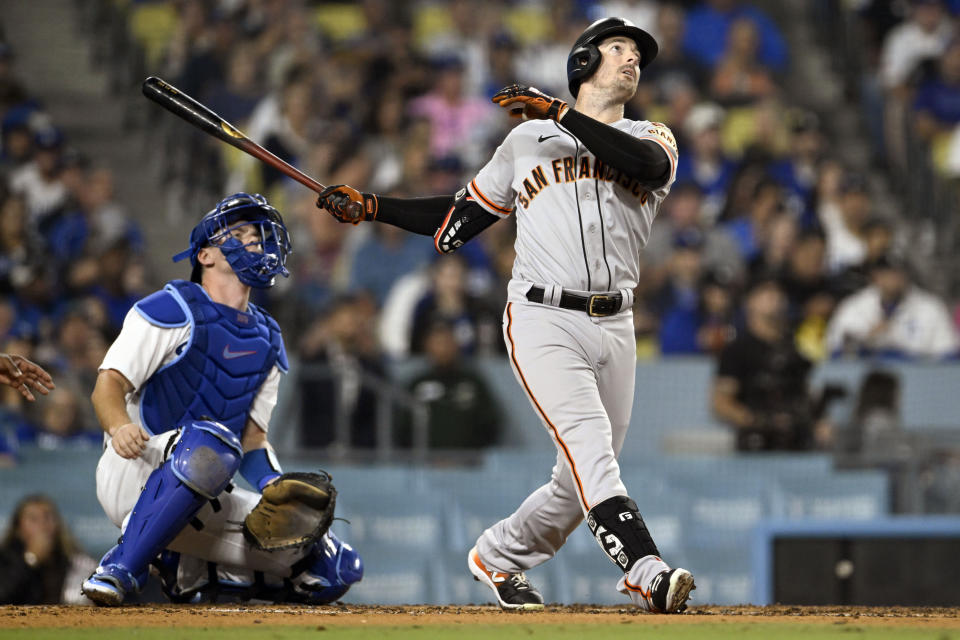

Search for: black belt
xmin=526 ymin=286 xmax=623 ymax=317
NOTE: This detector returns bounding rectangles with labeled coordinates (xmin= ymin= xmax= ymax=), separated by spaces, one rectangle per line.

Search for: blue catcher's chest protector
xmin=136 ymin=280 xmax=288 ymax=439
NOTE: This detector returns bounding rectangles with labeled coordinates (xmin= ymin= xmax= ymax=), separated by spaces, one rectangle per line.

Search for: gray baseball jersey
xmin=469 ymin=115 xmax=679 ymax=610
xmin=468 ymin=118 xmax=677 ymax=292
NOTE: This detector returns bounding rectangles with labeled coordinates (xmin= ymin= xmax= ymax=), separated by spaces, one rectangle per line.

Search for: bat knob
xmin=345 ymin=201 xmax=365 ymax=223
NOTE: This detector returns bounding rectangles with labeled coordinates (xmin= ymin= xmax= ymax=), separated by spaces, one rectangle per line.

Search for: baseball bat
xmin=141 ymin=76 xmax=362 ymax=218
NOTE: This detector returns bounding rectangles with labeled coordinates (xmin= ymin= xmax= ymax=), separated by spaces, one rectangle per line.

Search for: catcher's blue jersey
xmin=134 ymin=280 xmax=288 ymax=438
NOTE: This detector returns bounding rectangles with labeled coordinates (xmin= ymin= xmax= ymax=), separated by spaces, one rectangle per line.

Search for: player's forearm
xmin=561 ymin=110 xmax=671 ymax=188
xmin=240 ymin=421 xmax=281 ymax=490
xmin=91 ymin=370 xmax=135 ymax=435
xmin=373 ymin=195 xmax=453 ymax=235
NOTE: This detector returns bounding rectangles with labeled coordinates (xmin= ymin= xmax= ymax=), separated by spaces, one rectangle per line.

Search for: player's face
xmin=197 ymin=218 xmax=264 ymax=283
xmin=226 ymin=219 xmax=263 ymax=254
xmin=593 ymin=36 xmax=641 ymax=99
xmin=18 ymin=501 xmax=57 ymax=542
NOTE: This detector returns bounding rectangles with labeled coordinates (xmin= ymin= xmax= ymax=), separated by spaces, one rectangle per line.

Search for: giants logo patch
xmin=647 ymin=122 xmax=678 ymax=155
xmin=592 ymin=524 xmax=630 ymax=569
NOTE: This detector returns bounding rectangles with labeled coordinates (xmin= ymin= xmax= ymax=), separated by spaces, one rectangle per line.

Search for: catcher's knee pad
xmin=171 ymin=420 xmax=243 ymax=499
xmin=587 ymin=495 xmax=661 ymax=572
xmin=292 ymin=532 xmax=363 ymax=604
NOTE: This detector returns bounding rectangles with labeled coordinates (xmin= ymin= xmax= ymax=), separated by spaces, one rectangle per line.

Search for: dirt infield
xmin=3 ymin=604 xmax=959 ymax=630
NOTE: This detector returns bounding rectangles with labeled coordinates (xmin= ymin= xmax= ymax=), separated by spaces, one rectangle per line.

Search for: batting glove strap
xmin=492 ymin=84 xmax=569 ymax=122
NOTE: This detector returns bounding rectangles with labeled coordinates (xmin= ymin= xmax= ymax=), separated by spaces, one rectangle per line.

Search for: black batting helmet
xmin=567 ymin=17 xmax=659 ymax=98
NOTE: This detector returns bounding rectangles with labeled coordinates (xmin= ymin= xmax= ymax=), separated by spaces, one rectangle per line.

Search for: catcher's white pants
xmin=95 ymin=430 xmax=305 ymax=576
xmin=475 ymin=294 xmax=669 ymax=606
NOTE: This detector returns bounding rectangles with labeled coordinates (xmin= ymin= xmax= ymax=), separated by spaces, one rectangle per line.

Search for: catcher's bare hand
xmin=110 ymin=422 xmax=150 ymax=459
xmin=0 ymin=353 xmax=55 ymax=402
xmin=316 ymin=185 xmax=378 ymax=224
xmin=492 ymin=84 xmax=569 ymax=121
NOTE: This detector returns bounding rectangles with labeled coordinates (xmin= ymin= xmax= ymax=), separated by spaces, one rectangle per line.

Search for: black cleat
xmin=468 ymin=546 xmax=544 ymax=610
xmin=649 ymin=568 xmax=695 ymax=613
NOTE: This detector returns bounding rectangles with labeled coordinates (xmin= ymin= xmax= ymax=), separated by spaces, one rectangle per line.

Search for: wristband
xmin=108 ymin=422 xmax=135 ymax=437
xmin=239 ymin=447 xmax=282 ymax=491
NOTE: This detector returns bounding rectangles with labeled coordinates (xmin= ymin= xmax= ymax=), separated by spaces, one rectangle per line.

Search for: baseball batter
xmin=81 ymin=193 xmax=362 ymax=605
xmin=316 ymin=17 xmax=694 ymax=613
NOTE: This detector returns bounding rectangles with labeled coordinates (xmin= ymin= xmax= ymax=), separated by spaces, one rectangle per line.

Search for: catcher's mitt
xmin=243 ymin=471 xmax=337 ymax=550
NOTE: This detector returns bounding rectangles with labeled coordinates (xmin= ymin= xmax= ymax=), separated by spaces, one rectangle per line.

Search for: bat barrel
xmin=143 ymin=76 xmax=328 ymax=195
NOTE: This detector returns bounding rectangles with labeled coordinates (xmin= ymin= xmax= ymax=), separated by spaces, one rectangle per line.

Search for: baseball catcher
xmin=81 ymin=193 xmax=361 ymax=606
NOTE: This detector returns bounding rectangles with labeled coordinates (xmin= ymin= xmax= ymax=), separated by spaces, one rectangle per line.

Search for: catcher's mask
xmin=173 ymin=192 xmax=292 ymax=289
xmin=566 ymin=17 xmax=658 ymax=98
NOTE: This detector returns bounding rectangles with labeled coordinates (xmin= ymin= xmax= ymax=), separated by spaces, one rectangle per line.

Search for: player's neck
xmin=202 ymin=277 xmax=251 ymax=312
xmin=573 ymin=91 xmax=626 ymax=124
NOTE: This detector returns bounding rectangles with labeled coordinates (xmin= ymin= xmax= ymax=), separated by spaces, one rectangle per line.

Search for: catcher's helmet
xmin=567 ymin=17 xmax=659 ymax=98
xmin=172 ymin=192 xmax=292 ymax=289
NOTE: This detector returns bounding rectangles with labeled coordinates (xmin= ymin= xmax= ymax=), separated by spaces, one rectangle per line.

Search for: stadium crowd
xmin=3 ymin=0 xmax=960 ymax=458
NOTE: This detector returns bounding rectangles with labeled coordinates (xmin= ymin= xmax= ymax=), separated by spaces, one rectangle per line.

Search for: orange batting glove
xmin=492 ymin=84 xmax=569 ymax=122
xmin=316 ymin=185 xmax=378 ymax=224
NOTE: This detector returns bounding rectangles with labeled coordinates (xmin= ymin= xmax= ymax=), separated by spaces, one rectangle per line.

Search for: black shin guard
xmin=586 ymin=496 xmax=660 ymax=572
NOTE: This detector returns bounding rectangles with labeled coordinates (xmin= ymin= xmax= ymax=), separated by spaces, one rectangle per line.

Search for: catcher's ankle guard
xmin=587 ymin=495 xmax=661 ymax=572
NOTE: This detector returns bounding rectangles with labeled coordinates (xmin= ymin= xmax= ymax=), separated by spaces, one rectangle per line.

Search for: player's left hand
xmin=244 ymin=471 xmax=337 ymax=550
xmin=0 ymin=353 xmax=55 ymax=402
xmin=492 ymin=84 xmax=569 ymax=122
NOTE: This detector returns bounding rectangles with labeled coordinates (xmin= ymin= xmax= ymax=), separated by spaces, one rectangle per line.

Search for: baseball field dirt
xmin=2 ymin=604 xmax=959 ymax=639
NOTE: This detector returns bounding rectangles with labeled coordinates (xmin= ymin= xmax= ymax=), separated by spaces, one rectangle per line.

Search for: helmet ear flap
xmin=567 ymin=43 xmax=601 ymax=97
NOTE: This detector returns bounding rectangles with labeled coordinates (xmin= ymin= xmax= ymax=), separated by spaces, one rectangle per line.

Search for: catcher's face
xmin=197 ymin=218 xmax=263 ymax=280
xmin=223 ymin=219 xmax=263 ymax=254
xmin=592 ymin=36 xmax=641 ymax=100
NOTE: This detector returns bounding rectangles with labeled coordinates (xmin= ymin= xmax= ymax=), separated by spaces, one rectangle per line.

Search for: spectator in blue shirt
xmin=674 ymin=102 xmax=739 ymax=223
xmin=682 ymin=0 xmax=788 ymax=71
xmin=768 ymin=110 xmax=825 ymax=227
xmin=348 ymin=223 xmax=434 ymax=305
xmin=655 ymin=229 xmax=705 ymax=353
xmin=913 ymin=38 xmax=960 ymax=142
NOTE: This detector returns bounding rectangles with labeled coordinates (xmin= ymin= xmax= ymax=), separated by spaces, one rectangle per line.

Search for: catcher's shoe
xmin=468 ymin=546 xmax=544 ymax=610
xmin=649 ymin=568 xmax=696 ymax=613
xmin=81 ymin=563 xmax=142 ymax=607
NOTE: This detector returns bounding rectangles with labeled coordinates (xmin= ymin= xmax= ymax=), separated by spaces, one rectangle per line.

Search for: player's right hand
xmin=110 ymin=422 xmax=150 ymax=459
xmin=0 ymin=353 xmax=55 ymax=402
xmin=316 ymin=185 xmax=378 ymax=224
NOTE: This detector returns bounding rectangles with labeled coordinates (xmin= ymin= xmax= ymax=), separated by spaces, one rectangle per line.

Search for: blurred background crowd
xmin=3 ymin=0 xmax=960 ymax=463
xmin=4 ymin=0 xmax=960 ymax=607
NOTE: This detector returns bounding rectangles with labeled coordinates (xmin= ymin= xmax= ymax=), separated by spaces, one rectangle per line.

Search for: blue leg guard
xmin=291 ymin=532 xmax=363 ymax=604
xmin=83 ymin=420 xmax=242 ymax=606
